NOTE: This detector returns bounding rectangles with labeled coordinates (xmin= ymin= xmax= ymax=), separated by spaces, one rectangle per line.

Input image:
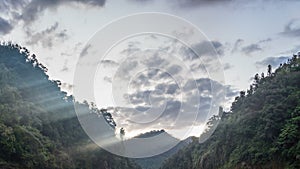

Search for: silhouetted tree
xmin=120 ymin=128 xmax=125 ymax=139
xmin=267 ymin=64 xmax=272 ymax=76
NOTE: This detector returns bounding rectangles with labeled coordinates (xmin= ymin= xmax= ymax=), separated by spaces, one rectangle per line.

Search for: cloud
xmin=280 ymin=19 xmax=300 ymax=37
xmin=0 ymin=0 xmax=106 ymax=31
xmin=80 ymin=44 xmax=91 ymax=57
xmin=223 ymin=63 xmax=233 ymax=70
xmin=96 ymin=37 xmax=235 ymax=136
xmin=195 ymin=40 xmax=224 ymax=57
xmin=0 ymin=0 xmax=27 ymax=16
xmin=111 ymin=76 xmax=236 ymax=135
xmin=175 ymin=0 xmax=232 ymax=8
xmin=258 ymin=38 xmax=272 ymax=44
xmin=182 ymin=40 xmax=225 ymax=61
xmin=231 ymin=39 xmax=244 ymax=53
xmin=233 ymin=38 xmax=271 ymax=55
xmin=241 ymin=43 xmax=262 ymax=55
xmin=100 ymin=60 xmax=119 ymax=67
xmin=103 ymin=76 xmax=112 ymax=83
xmin=255 ymin=56 xmax=290 ymax=68
xmin=130 ymin=0 xmax=232 ymax=7
xmin=61 ymin=59 xmax=69 ymax=72
xmin=166 ymin=64 xmax=182 ymax=75
xmin=0 ymin=17 xmax=13 ymax=35
xmin=18 ymin=0 xmax=106 ymax=24
xmin=25 ymin=22 xmax=69 ymax=48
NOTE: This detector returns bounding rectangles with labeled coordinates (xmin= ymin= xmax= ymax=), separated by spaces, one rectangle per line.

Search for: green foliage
xmin=133 ymin=130 xmax=191 ymax=169
xmin=0 ymin=43 xmax=141 ymax=169
xmin=161 ymin=54 xmax=300 ymax=169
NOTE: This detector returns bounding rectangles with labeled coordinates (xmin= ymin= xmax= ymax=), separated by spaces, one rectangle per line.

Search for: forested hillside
xmin=161 ymin=54 xmax=300 ymax=169
xmin=133 ymin=130 xmax=194 ymax=169
xmin=0 ymin=43 xmax=141 ymax=169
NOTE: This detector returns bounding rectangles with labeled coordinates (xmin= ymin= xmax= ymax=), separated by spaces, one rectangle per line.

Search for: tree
xmin=247 ymin=85 xmax=254 ymax=95
xmin=267 ymin=64 xmax=272 ymax=76
xmin=240 ymin=91 xmax=246 ymax=98
xmin=261 ymin=72 xmax=265 ymax=79
xmin=254 ymin=73 xmax=260 ymax=89
xmin=120 ymin=128 xmax=125 ymax=139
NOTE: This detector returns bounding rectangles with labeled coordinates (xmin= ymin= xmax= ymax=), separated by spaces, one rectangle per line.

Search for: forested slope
xmin=161 ymin=54 xmax=300 ymax=169
xmin=133 ymin=130 xmax=194 ymax=169
xmin=0 ymin=43 xmax=141 ymax=169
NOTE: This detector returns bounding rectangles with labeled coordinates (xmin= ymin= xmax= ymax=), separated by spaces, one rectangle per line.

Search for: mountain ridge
xmin=160 ymin=53 xmax=300 ymax=169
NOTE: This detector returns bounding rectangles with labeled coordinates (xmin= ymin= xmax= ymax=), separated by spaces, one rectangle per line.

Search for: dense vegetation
xmin=1 ymin=42 xmax=299 ymax=169
xmin=0 ymin=43 xmax=141 ymax=169
xmin=133 ymin=130 xmax=194 ymax=169
xmin=161 ymin=54 xmax=300 ymax=169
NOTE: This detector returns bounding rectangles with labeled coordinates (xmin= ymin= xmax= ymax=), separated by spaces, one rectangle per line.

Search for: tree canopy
xmin=161 ymin=53 xmax=300 ymax=169
xmin=0 ymin=43 xmax=141 ymax=169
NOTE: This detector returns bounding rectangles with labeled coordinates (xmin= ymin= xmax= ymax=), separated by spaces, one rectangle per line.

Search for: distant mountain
xmin=0 ymin=43 xmax=141 ymax=169
xmin=161 ymin=54 xmax=300 ymax=169
xmin=133 ymin=130 xmax=195 ymax=169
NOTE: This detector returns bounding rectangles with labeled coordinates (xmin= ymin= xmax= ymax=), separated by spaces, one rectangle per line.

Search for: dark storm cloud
xmin=25 ymin=22 xmax=69 ymax=48
xmin=241 ymin=43 xmax=262 ymax=55
xmin=0 ymin=17 xmax=13 ymax=35
xmin=280 ymin=19 xmax=300 ymax=38
xmin=255 ymin=56 xmax=290 ymax=68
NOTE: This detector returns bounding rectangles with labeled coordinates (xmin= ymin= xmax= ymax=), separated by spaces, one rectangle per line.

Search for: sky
xmin=1 ymin=0 xmax=300 ymax=139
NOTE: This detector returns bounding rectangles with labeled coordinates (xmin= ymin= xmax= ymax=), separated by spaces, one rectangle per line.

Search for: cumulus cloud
xmin=223 ymin=63 xmax=233 ymax=70
xmin=131 ymin=0 xmax=233 ymax=8
xmin=25 ymin=22 xmax=68 ymax=48
xmin=194 ymin=40 xmax=224 ymax=57
xmin=280 ymin=19 xmax=300 ymax=37
xmin=176 ymin=0 xmax=232 ymax=7
xmin=100 ymin=60 xmax=119 ymax=67
xmin=181 ymin=40 xmax=225 ymax=61
xmin=111 ymin=74 xmax=236 ymax=136
xmin=16 ymin=0 xmax=106 ymax=24
xmin=241 ymin=43 xmax=262 ymax=55
xmin=0 ymin=0 xmax=107 ymax=33
xmin=0 ymin=17 xmax=13 ymax=35
xmin=95 ymin=36 xmax=232 ymax=137
xmin=255 ymin=56 xmax=290 ymax=68
xmin=231 ymin=39 xmax=244 ymax=53
xmin=0 ymin=0 xmax=27 ymax=16
xmin=233 ymin=38 xmax=271 ymax=56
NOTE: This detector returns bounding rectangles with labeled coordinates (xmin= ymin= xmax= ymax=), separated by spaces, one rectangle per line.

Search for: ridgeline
xmin=0 ymin=43 xmax=141 ymax=169
xmin=161 ymin=54 xmax=300 ymax=169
